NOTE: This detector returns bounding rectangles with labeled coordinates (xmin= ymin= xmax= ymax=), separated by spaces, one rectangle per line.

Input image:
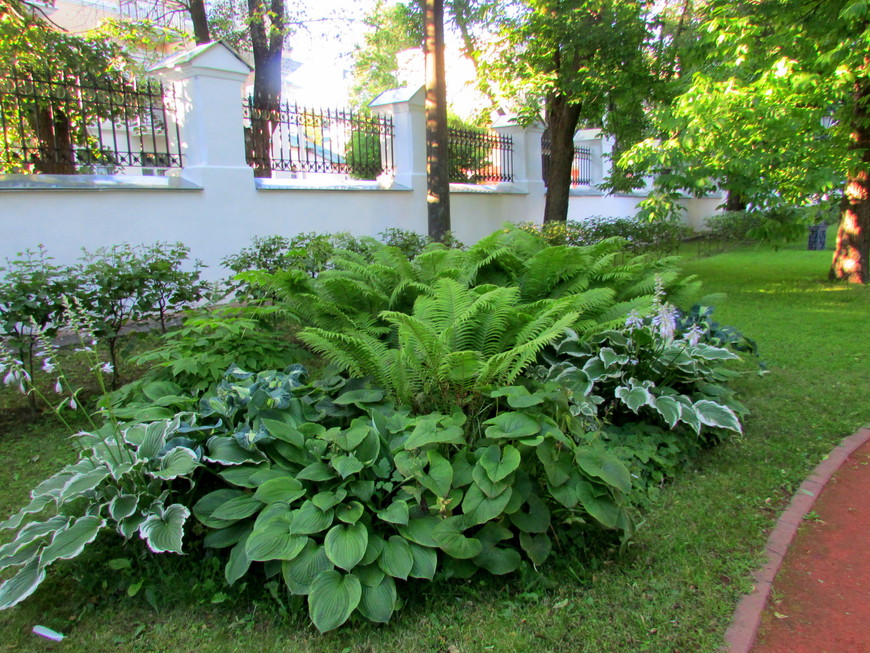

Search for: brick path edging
xmin=723 ymin=425 xmax=870 ymax=653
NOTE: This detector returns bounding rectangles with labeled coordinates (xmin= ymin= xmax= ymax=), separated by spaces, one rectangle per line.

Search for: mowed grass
xmin=1 ymin=237 xmax=868 ymax=652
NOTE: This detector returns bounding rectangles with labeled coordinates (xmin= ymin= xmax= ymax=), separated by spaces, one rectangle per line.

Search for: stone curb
xmin=723 ymin=426 xmax=870 ymax=653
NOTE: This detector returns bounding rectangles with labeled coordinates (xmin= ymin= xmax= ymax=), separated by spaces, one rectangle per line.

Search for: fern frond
xmin=298 ymin=328 xmax=394 ymax=390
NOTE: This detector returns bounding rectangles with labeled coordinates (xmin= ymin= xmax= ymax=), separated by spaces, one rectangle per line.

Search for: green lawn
xmin=1 ymin=239 xmax=868 ymax=652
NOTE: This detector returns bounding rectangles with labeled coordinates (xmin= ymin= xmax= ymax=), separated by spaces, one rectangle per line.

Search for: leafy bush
xmin=520 ymin=216 xmax=692 ymax=255
xmin=704 ymin=204 xmax=836 ymax=246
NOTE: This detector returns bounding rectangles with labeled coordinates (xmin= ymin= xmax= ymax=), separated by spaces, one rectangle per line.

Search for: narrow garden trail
xmin=751 ymin=437 xmax=870 ymax=653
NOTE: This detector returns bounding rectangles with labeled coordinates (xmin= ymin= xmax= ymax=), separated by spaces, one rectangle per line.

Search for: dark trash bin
xmin=808 ymin=223 xmax=827 ymax=250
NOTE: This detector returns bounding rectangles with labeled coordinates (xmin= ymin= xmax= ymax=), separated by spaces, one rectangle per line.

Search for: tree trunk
xmin=829 ymin=78 xmax=869 ymax=284
xmin=248 ymin=0 xmax=285 ymax=179
xmin=725 ymin=189 xmax=747 ymax=212
xmin=543 ymin=93 xmax=582 ymax=224
xmin=188 ymin=0 xmax=211 ymax=45
xmin=33 ymin=105 xmax=76 ymax=174
xmin=425 ymin=0 xmax=451 ymax=241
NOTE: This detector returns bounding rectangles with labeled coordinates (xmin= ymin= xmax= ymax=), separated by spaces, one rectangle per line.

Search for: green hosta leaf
xmin=41 ymin=516 xmax=105 ymax=566
xmin=694 ymin=400 xmax=742 ymax=433
xmin=291 ymin=501 xmax=334 ymax=535
xmin=333 ymin=420 xmax=371 ymax=452
xmin=451 ymin=452 xmax=474 ymax=487
xmin=479 ymin=444 xmax=521 ymax=483
xmin=333 ymin=388 xmax=385 ymax=405
xmin=548 ymin=469 xmax=580 ymax=508
xmin=336 ymin=501 xmax=365 ymax=525
xmin=149 ymin=446 xmax=199 ymax=480
xmin=109 ymin=494 xmax=138 ymax=522
xmin=0 ymin=558 xmax=46 ymax=610
xmin=403 ymin=417 xmax=466 ymax=450
xmin=312 ymin=490 xmax=347 ymax=512
xmin=226 ymin=532 xmax=252 ymax=585
xmin=204 ymin=522 xmax=251 ymax=549
xmin=398 ymin=516 xmax=439 ymax=547
xmin=254 ymin=477 xmax=306 ymax=505
xmin=308 ymin=570 xmax=362 ymax=633
xmin=651 ymin=395 xmax=681 ymax=429
xmin=462 ymin=483 xmax=512 ymax=525
xmin=575 ymin=448 xmax=632 ymax=494
xmin=205 ymin=437 xmax=267 ymax=466
xmin=211 ymin=494 xmax=264 ymax=522
xmin=471 ymin=463 xmax=510 ymax=499
xmin=483 ymin=412 xmax=541 ymax=439
xmin=377 ymin=536 xmax=414 ymax=580
xmin=296 ymin=462 xmax=336 ymax=482
xmin=433 ymin=516 xmax=482 ymax=559
xmin=408 ymin=542 xmax=437 ymax=580
xmin=473 ymin=545 xmax=521 ymax=575
xmin=357 ymin=574 xmax=396 ymax=623
xmin=331 ymin=454 xmax=365 ymax=479
xmin=139 ymin=505 xmax=189 ymax=554
xmin=261 ymin=419 xmax=304 ymax=447
xmin=360 ymin=535 xmax=386 ymax=566
xmin=282 ymin=540 xmax=333 ymax=595
xmin=490 ymin=385 xmax=544 ymax=408
xmin=246 ymin=526 xmax=307 ymax=562
xmin=194 ymin=489 xmax=246 ymax=528
xmin=219 ymin=465 xmax=266 ymax=489
xmin=509 ymin=494 xmax=550 ymax=534
xmin=519 ymin=532 xmax=552 ymax=566
xmin=325 ymin=523 xmax=368 ymax=571
xmin=378 ymin=499 xmax=410 ymax=526
xmin=348 ymin=480 xmax=375 ymax=502
xmin=421 ymin=450 xmax=453 ymax=497
xmin=575 ymin=481 xmax=619 ymax=529
xmin=615 ymin=384 xmax=652 ymax=414
xmin=394 ymin=451 xmax=425 ymax=479
xmin=355 ymin=562 xmax=385 ymax=587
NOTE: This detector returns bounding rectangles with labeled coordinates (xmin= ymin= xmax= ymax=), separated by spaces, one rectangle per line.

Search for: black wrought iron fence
xmin=541 ymin=131 xmax=592 ymax=186
xmin=0 ymin=68 xmax=182 ymax=175
xmin=447 ymin=126 xmax=513 ymax=183
xmin=243 ymin=98 xmax=395 ymax=179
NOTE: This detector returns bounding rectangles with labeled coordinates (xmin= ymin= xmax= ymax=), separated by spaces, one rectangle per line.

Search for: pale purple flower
xmin=651 ymin=303 xmax=677 ymax=342
xmin=41 ymin=358 xmax=56 ymax=373
xmin=100 ymin=362 xmax=113 ymax=375
xmin=685 ymin=325 xmax=705 ymax=347
xmin=69 ymin=397 xmax=77 ymax=410
xmin=54 ymin=379 xmax=64 ymax=394
xmin=625 ymin=310 xmax=644 ymax=332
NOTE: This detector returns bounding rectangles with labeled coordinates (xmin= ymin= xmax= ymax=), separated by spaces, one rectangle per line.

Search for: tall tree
xmin=489 ymin=0 xmax=656 ymax=223
xmin=425 ymin=0 xmax=451 ymax=240
xmin=619 ymin=0 xmax=869 ymax=283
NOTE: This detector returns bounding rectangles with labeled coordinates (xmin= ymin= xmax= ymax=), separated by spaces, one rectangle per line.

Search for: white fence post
xmin=369 ymin=86 xmax=427 ymax=191
xmin=492 ymin=116 xmax=546 ymax=222
xmin=150 ymin=42 xmax=254 ymax=187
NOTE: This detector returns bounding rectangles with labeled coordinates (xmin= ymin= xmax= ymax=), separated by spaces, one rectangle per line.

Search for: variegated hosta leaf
xmin=0 ymin=558 xmax=46 ymax=610
xmin=148 ymin=446 xmax=200 ymax=480
xmin=40 ymin=516 xmax=105 ymax=566
xmin=58 ymin=467 xmax=111 ymax=504
xmin=694 ymin=400 xmax=743 ymax=433
xmin=138 ymin=504 xmax=190 ymax=554
xmin=0 ymin=495 xmax=54 ymax=531
xmin=0 ymin=516 xmax=70 ymax=564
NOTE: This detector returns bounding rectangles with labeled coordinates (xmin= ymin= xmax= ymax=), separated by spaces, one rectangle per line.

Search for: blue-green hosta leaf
xmin=651 ymin=395 xmax=681 ymax=429
xmin=211 ymin=494 xmax=264 ymax=522
xmin=420 ymin=450 xmax=453 ymax=497
xmin=331 ymin=454 xmax=365 ymax=479
xmin=324 ymin=523 xmax=368 ymax=571
xmin=282 ymin=539 xmax=333 ymax=595
xmin=519 ymin=531 xmax=552 ymax=566
xmin=397 ymin=515 xmax=439 ymax=547
xmin=225 ymin=531 xmax=252 ymax=585
xmin=574 ymin=448 xmax=632 ymax=494
xmin=377 ymin=500 xmax=409 ymax=526
xmin=489 ymin=385 xmax=544 ymax=408
xmin=149 ymin=447 xmax=199 ymax=480
xmin=377 ymin=536 xmax=413 ymax=580
xmin=336 ymin=501 xmax=365 ymax=525
xmin=308 ymin=570 xmax=362 ymax=633
xmin=694 ymin=400 xmax=742 ymax=433
xmin=433 ymin=516 xmax=482 ymax=559
xmin=41 ymin=515 xmax=105 ymax=566
xmin=246 ymin=524 xmax=307 ymax=562
xmin=290 ymin=501 xmax=334 ymax=535
xmin=357 ymin=574 xmax=397 ymax=623
xmin=261 ymin=419 xmax=304 ymax=447
xmin=254 ymin=477 xmax=306 ymax=505
xmin=205 ymin=436 xmax=267 ymax=466
xmin=614 ymin=384 xmax=653 ymax=414
xmin=0 ymin=558 xmax=46 ymax=610
xmin=408 ymin=542 xmax=437 ymax=580
xmin=479 ymin=444 xmax=521 ymax=483
xmin=483 ymin=412 xmax=541 ymax=439
xmin=333 ymin=388 xmax=385 ymax=405
xmin=109 ymin=494 xmax=138 ymax=522
xmin=139 ymin=505 xmax=189 ymax=554
xmin=59 ymin=467 xmax=110 ymax=503
xmin=509 ymin=494 xmax=550 ymax=534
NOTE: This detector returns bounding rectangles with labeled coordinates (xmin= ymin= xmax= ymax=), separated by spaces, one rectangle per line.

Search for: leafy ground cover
xmin=1 ymin=232 xmax=868 ymax=651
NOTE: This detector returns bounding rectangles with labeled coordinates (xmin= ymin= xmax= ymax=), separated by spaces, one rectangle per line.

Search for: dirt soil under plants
xmin=752 ymin=438 xmax=870 ymax=653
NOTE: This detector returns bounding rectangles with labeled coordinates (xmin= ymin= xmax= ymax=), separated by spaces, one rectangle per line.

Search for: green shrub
xmin=520 ymin=217 xmax=691 ymax=255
